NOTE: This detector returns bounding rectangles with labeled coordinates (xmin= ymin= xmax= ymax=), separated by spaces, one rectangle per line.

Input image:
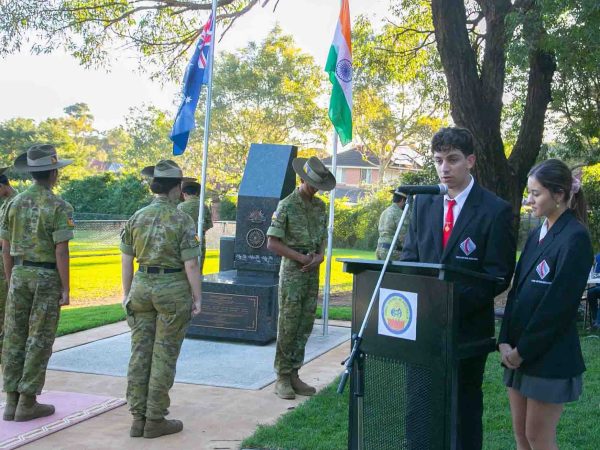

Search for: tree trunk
xmin=430 ymin=0 xmax=556 ymax=231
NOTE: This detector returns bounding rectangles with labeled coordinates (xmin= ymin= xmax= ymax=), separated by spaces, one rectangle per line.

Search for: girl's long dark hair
xmin=528 ymin=159 xmax=588 ymax=225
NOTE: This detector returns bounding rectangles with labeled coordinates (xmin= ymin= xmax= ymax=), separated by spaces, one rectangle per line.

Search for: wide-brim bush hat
xmin=181 ymin=177 xmax=200 ymax=190
xmin=141 ymin=160 xmax=183 ymax=179
xmin=13 ymin=144 xmax=73 ymax=173
xmin=292 ymin=156 xmax=336 ymax=191
xmin=390 ymin=187 xmax=408 ymax=198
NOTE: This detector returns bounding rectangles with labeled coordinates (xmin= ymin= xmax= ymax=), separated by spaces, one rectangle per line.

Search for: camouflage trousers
xmin=0 ymin=273 xmax=7 ymax=362
xmin=125 ymin=271 xmax=192 ymax=420
xmin=375 ymin=245 xmax=401 ymax=261
xmin=2 ymin=266 xmax=61 ymax=395
xmin=274 ymin=258 xmax=319 ymax=375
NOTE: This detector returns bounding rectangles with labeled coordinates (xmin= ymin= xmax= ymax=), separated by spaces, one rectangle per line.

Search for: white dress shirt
xmin=442 ymin=175 xmax=475 ymax=228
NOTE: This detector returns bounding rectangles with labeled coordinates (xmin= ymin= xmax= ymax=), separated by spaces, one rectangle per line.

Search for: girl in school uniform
xmin=498 ymin=159 xmax=592 ymax=450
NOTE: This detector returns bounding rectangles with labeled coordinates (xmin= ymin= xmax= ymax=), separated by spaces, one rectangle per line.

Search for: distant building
xmin=321 ymin=146 xmax=424 ymax=203
xmin=88 ymin=159 xmax=124 ymax=173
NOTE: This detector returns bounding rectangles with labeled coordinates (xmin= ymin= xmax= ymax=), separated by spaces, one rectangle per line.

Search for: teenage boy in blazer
xmin=401 ymin=127 xmax=516 ymax=450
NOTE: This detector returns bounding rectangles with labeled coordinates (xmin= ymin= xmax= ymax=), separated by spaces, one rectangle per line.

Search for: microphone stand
xmin=338 ymin=193 xmax=414 ymax=397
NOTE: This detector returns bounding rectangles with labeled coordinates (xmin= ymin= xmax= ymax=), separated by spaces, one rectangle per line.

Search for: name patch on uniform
xmin=536 ymin=260 xmax=550 ymax=279
xmin=194 ymin=234 xmax=200 ymax=243
xmin=460 ymin=237 xmax=476 ymax=256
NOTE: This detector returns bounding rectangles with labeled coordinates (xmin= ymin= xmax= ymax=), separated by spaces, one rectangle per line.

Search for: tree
xmin=0 ymin=0 xmax=279 ymax=80
xmin=0 ymin=118 xmax=38 ymax=168
xmin=352 ymin=16 xmax=448 ymax=185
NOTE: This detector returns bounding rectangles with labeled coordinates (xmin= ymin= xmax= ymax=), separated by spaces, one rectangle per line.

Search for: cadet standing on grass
xmin=177 ymin=177 xmax=213 ymax=272
xmin=266 ymin=156 xmax=336 ymax=400
xmin=121 ymin=160 xmax=202 ymax=439
xmin=0 ymin=167 xmax=17 ymax=362
xmin=375 ymin=188 xmax=407 ymax=260
xmin=1 ymin=145 xmax=74 ymax=422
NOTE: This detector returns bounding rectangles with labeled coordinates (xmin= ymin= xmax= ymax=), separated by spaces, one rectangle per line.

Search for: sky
xmin=0 ymin=0 xmax=390 ymax=131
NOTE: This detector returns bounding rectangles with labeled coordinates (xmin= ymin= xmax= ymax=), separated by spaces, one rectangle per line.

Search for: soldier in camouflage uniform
xmin=1 ymin=145 xmax=74 ymax=422
xmin=266 ymin=156 xmax=336 ymax=399
xmin=375 ymin=188 xmax=407 ymax=260
xmin=0 ymin=167 xmax=16 ymax=362
xmin=121 ymin=160 xmax=202 ymax=439
xmin=177 ymin=178 xmax=213 ymax=272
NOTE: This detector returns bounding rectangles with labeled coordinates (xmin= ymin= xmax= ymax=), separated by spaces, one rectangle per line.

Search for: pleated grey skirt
xmin=503 ymin=368 xmax=583 ymax=403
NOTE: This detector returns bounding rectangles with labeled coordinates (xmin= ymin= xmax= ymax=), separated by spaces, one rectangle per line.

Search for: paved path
xmin=21 ymin=320 xmax=350 ymax=450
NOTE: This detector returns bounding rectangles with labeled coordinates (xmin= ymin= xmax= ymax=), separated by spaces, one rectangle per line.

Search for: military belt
xmin=138 ymin=265 xmax=182 ymax=274
xmin=13 ymin=257 xmax=57 ymax=270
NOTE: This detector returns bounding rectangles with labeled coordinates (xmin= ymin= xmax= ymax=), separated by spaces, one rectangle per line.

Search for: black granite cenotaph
xmin=186 ymin=143 xmax=297 ymax=344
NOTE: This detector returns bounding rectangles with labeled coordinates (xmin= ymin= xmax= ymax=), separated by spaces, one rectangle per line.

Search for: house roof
xmin=321 ymin=148 xmax=379 ymax=168
xmin=322 ymin=146 xmax=424 ymax=170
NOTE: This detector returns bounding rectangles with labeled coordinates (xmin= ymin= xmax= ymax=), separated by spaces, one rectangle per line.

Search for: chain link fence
xmin=72 ymin=214 xmax=236 ymax=254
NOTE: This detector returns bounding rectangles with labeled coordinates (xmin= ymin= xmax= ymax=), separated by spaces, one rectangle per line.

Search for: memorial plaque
xmin=192 ymin=292 xmax=258 ymax=331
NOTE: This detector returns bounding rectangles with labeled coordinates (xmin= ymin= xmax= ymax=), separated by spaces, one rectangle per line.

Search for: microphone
xmin=395 ymin=184 xmax=448 ymax=195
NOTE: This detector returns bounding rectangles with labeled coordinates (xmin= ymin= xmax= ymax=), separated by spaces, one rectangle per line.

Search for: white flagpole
xmin=197 ymin=0 xmax=218 ymax=267
xmin=322 ymin=130 xmax=339 ymax=336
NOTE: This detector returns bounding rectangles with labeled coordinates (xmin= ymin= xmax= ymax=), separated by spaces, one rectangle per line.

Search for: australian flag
xmin=170 ymin=14 xmax=214 ymax=155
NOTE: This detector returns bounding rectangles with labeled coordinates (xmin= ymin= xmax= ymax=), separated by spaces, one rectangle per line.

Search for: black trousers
xmin=456 ymin=354 xmax=488 ymax=450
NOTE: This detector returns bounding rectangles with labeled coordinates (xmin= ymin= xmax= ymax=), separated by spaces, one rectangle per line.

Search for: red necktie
xmin=443 ymin=199 xmax=456 ymax=249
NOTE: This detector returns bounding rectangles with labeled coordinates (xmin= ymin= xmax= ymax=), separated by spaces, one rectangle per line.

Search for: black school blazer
xmin=401 ymin=182 xmax=517 ymax=342
xmin=498 ymin=209 xmax=593 ymax=378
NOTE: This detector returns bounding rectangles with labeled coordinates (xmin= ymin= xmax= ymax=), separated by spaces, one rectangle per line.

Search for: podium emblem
xmin=460 ymin=237 xmax=476 ymax=256
xmin=378 ymin=289 xmax=418 ymax=340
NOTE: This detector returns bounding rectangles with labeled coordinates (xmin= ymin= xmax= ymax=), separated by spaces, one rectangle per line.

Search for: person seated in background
xmin=587 ymin=253 xmax=600 ymax=329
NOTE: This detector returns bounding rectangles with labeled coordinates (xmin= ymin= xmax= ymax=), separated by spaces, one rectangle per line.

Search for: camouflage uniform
xmin=267 ymin=188 xmax=328 ymax=375
xmin=0 ymin=184 xmax=74 ymax=395
xmin=0 ymin=191 xmax=16 ymax=361
xmin=376 ymin=203 xmax=404 ymax=260
xmin=177 ymin=197 xmax=213 ymax=272
xmin=121 ymin=196 xmax=200 ymax=421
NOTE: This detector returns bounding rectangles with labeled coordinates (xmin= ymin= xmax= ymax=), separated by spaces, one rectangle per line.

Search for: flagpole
xmin=322 ymin=130 xmax=339 ymax=336
xmin=197 ymin=0 xmax=218 ymax=265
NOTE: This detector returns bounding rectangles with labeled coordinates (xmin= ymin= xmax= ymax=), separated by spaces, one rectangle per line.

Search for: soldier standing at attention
xmin=266 ymin=156 xmax=336 ymax=399
xmin=1 ymin=145 xmax=74 ymax=422
xmin=121 ymin=160 xmax=202 ymax=439
xmin=0 ymin=167 xmax=17 ymax=362
xmin=375 ymin=188 xmax=407 ymax=260
xmin=177 ymin=178 xmax=213 ymax=272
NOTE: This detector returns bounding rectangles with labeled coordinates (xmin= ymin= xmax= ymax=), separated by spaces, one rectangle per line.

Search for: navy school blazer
xmin=401 ymin=182 xmax=517 ymax=343
xmin=498 ymin=209 xmax=592 ymax=378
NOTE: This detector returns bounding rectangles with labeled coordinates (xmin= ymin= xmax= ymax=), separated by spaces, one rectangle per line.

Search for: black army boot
xmin=14 ymin=394 xmax=55 ymax=421
xmin=2 ymin=392 xmax=19 ymax=421
xmin=274 ymin=374 xmax=296 ymax=399
xmin=130 ymin=416 xmax=146 ymax=437
xmin=143 ymin=418 xmax=183 ymax=438
xmin=290 ymin=369 xmax=316 ymax=396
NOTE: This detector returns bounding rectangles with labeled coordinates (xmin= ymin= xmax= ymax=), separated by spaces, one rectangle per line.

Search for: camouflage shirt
xmin=177 ymin=197 xmax=213 ymax=235
xmin=120 ymin=196 xmax=201 ymax=268
xmin=0 ymin=191 xmax=17 ymax=270
xmin=266 ymin=188 xmax=327 ymax=252
xmin=377 ymin=203 xmax=403 ymax=246
xmin=0 ymin=184 xmax=75 ymax=262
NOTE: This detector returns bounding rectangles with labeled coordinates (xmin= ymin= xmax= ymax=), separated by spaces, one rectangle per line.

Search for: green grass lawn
xmin=57 ymin=304 xmax=126 ymax=337
xmin=68 ymin=247 xmax=370 ymax=305
xmin=242 ymin=331 xmax=599 ymax=450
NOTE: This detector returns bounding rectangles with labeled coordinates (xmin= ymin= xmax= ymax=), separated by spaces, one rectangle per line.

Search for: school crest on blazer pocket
xmin=531 ymin=259 xmax=552 ymax=285
xmin=455 ymin=237 xmax=479 ymax=261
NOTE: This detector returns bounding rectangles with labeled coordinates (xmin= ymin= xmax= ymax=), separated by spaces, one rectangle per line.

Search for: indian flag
xmin=325 ymin=0 xmax=352 ymax=145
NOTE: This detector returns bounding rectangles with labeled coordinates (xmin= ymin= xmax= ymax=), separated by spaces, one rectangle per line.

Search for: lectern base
xmin=186 ymin=270 xmax=278 ymax=344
